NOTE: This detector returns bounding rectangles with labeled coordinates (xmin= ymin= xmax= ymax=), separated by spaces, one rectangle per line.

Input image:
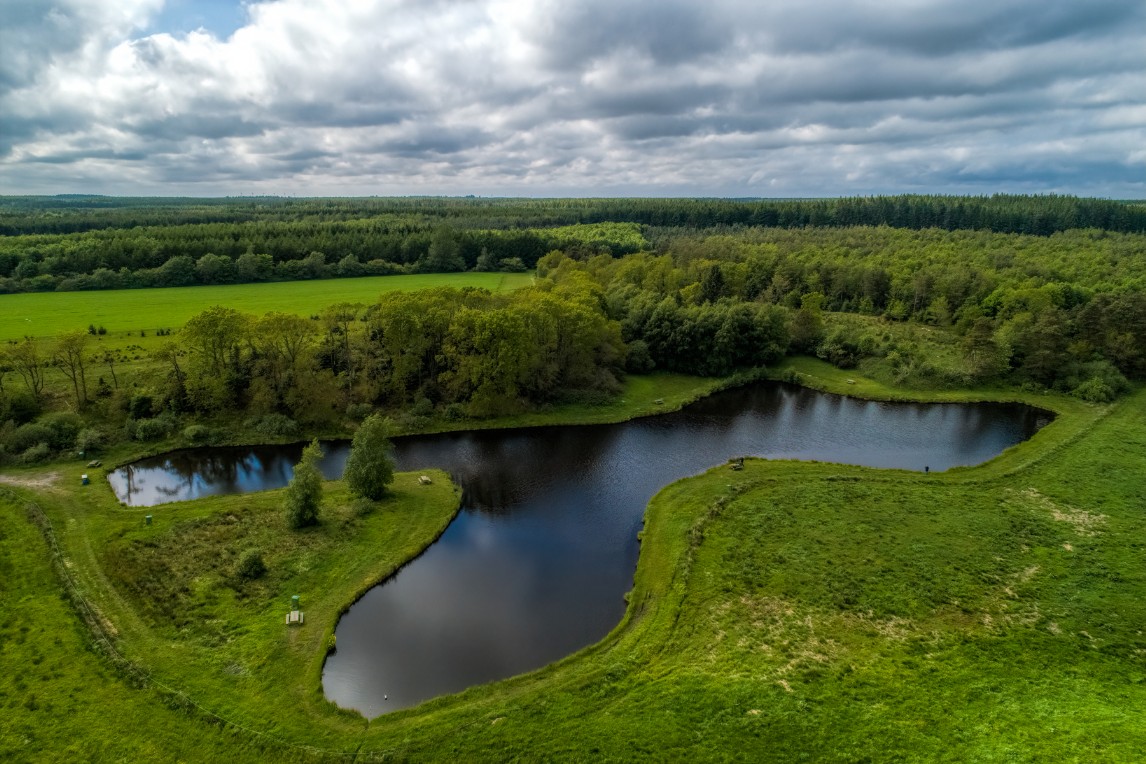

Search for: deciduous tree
xmin=344 ymin=414 xmax=395 ymax=500
xmin=53 ymin=330 xmax=90 ymax=408
xmin=285 ymin=439 xmax=323 ymax=529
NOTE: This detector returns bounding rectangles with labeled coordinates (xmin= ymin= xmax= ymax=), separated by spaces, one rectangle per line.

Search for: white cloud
xmin=0 ymin=0 xmax=1143 ymax=196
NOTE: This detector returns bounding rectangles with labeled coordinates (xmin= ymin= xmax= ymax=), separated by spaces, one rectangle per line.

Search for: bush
xmin=394 ymin=412 xmax=431 ymax=431
xmin=352 ymin=496 xmax=376 ymax=517
xmin=247 ymin=413 xmax=300 ymax=438
xmin=443 ymin=403 xmax=468 ymax=421
xmin=498 ymin=257 xmax=527 ymax=272
xmin=182 ymin=424 xmax=211 ymax=445
xmin=1073 ymin=376 xmax=1116 ymax=403
xmin=40 ymin=412 xmax=83 ymax=450
xmin=128 ymin=393 xmax=155 ymax=419
xmin=3 ymin=391 xmax=41 ymax=424
xmin=345 ymin=403 xmax=373 ymax=422
xmin=20 ymin=443 xmax=52 ymax=464
xmin=75 ymin=427 xmax=105 ymax=453
xmin=780 ymin=369 xmax=801 ymax=384
xmin=235 ymin=549 xmax=267 ymax=580
xmin=816 ymin=329 xmax=863 ymax=369
xmin=1067 ymin=361 xmax=1128 ymax=403
xmin=8 ymin=423 xmax=53 ymax=454
xmin=132 ymin=416 xmax=174 ymax=442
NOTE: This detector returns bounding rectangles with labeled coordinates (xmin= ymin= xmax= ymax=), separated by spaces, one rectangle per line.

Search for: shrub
xmin=345 ymin=403 xmax=373 ymax=422
xmin=182 ymin=424 xmax=211 ymax=445
xmin=498 ymin=257 xmax=527 ymax=272
xmin=235 ymin=549 xmax=267 ymax=580
xmin=816 ymin=328 xmax=863 ymax=369
xmin=128 ymin=393 xmax=155 ymax=419
xmin=352 ymin=496 xmax=376 ymax=516
xmin=3 ymin=391 xmax=41 ymax=424
xmin=20 ymin=442 xmax=52 ymax=464
xmin=133 ymin=416 xmax=174 ymax=442
xmin=40 ymin=412 xmax=83 ymax=450
xmin=75 ymin=427 xmax=105 ymax=453
xmin=443 ymin=403 xmax=468 ymax=421
xmin=1073 ymin=376 xmax=1116 ymax=403
xmin=8 ymin=423 xmax=53 ymax=454
xmin=1067 ymin=361 xmax=1128 ymax=403
xmin=247 ymin=413 xmax=300 ymax=438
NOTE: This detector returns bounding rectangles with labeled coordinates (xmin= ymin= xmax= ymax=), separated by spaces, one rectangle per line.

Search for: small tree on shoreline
xmin=285 ymin=439 xmax=323 ymax=528
xmin=344 ymin=414 xmax=395 ymax=501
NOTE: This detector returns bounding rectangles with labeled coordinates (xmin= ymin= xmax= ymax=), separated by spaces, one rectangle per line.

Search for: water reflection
xmin=106 ymin=383 xmax=1050 ymax=715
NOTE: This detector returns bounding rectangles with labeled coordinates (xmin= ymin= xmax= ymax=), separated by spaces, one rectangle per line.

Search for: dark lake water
xmin=108 ymin=383 xmax=1050 ymax=716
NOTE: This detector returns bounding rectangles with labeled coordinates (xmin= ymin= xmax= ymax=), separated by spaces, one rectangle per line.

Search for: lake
xmin=108 ymin=382 xmax=1050 ymax=716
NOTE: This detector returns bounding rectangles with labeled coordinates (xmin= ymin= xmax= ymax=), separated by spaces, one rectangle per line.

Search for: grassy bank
xmin=3 ymin=368 xmax=1143 ymax=761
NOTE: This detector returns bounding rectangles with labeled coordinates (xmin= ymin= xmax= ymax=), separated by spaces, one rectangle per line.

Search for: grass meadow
xmin=0 ymin=272 xmax=533 ymax=344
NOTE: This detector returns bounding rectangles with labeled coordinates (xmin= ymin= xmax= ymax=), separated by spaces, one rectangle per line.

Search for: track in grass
xmin=0 ymin=272 xmax=533 ymax=342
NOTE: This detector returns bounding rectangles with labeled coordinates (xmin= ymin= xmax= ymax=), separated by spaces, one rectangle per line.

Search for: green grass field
xmin=0 ymin=272 xmax=533 ymax=343
xmin=3 ymin=367 xmax=1144 ymax=761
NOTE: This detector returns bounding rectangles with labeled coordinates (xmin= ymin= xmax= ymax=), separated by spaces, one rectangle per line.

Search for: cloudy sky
xmin=1 ymin=0 xmax=1144 ymax=197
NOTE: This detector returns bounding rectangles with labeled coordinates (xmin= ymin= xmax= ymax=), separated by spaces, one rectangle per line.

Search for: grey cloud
xmin=0 ymin=2 xmax=92 ymax=90
xmin=532 ymin=0 xmax=731 ymax=68
xmin=272 ymin=101 xmax=412 ymax=129
xmin=0 ymin=0 xmax=1143 ymax=197
xmin=363 ymin=125 xmax=496 ymax=157
xmin=128 ymin=113 xmax=267 ymax=141
xmin=274 ymin=148 xmax=338 ymax=162
xmin=751 ymin=0 xmax=1145 ymax=56
xmin=27 ymin=148 xmax=150 ymax=164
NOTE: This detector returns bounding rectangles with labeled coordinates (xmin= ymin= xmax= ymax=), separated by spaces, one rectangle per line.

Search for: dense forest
xmin=1 ymin=196 xmax=1144 ymax=465
xmin=548 ymin=226 xmax=1146 ymax=397
xmin=3 ymin=194 xmax=1144 ymax=236
xmin=1 ymin=194 xmax=1144 ymax=294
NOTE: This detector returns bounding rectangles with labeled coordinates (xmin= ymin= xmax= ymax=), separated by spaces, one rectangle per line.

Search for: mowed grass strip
xmin=0 ymin=272 xmax=533 ymax=342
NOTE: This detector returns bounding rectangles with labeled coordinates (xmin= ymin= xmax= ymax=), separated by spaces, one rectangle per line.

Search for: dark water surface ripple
xmin=108 ymin=383 xmax=1050 ymax=716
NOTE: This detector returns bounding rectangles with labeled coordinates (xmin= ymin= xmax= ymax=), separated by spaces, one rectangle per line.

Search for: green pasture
xmin=0 ymin=272 xmax=533 ymax=343
xmin=2 ymin=370 xmax=1144 ymax=761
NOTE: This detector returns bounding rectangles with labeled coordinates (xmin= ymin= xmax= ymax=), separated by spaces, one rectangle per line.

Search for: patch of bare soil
xmin=0 ymin=471 xmax=61 ymax=490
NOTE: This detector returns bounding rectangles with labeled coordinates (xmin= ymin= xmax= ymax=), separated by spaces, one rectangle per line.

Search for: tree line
xmin=2 ymin=194 xmax=1144 ymax=294
xmin=3 ymin=194 xmax=1143 ymax=237
xmin=152 ymin=280 xmax=625 ymax=422
xmin=0 ymin=221 xmax=643 ymax=293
